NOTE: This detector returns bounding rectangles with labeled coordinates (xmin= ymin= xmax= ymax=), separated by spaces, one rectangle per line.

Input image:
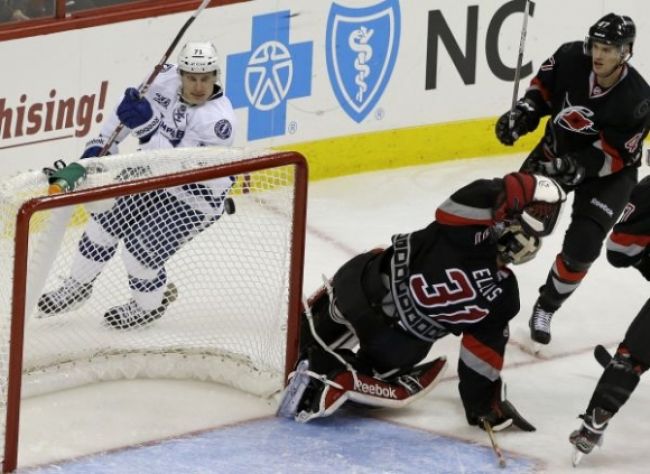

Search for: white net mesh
xmin=0 ymin=147 xmax=303 ymax=455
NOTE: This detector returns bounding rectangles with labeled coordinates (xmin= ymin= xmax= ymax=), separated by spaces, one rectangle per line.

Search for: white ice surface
xmin=17 ymin=155 xmax=650 ymax=473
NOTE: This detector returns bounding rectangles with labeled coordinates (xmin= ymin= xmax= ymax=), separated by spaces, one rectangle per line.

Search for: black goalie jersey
xmin=380 ymin=176 xmax=522 ymax=416
xmin=387 ymin=177 xmax=520 ymax=343
xmin=524 ymin=41 xmax=650 ymax=178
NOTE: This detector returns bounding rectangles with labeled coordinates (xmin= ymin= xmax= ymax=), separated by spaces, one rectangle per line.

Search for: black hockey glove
xmin=469 ymin=382 xmax=536 ymax=432
xmin=536 ymin=154 xmax=586 ymax=186
xmin=495 ymin=99 xmax=540 ymax=146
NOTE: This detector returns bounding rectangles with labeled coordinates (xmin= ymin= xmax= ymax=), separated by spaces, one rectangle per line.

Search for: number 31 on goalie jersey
xmin=409 ymin=268 xmax=490 ymax=325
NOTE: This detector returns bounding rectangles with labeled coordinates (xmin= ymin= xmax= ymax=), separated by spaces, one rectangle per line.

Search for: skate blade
xmin=572 ymin=448 xmax=584 ymax=467
xmin=276 ymin=360 xmax=310 ymax=419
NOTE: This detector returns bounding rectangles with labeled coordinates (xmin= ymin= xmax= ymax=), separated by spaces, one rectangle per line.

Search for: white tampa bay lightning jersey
xmin=94 ymin=64 xmax=237 ymax=219
xmin=100 ymin=63 xmax=236 ymax=151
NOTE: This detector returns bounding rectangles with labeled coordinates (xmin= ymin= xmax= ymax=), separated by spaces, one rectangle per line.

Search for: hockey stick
xmin=31 ymin=1 xmax=212 ymax=314
xmin=508 ymin=0 xmax=532 ymax=130
xmin=99 ymin=0 xmax=212 ymax=156
xmin=481 ymin=418 xmax=507 ymax=468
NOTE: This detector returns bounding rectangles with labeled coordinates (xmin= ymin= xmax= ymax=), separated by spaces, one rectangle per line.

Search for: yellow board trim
xmin=275 ymin=117 xmax=545 ymax=181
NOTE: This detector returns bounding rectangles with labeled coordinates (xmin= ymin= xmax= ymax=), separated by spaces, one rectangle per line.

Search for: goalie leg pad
xmin=300 ymin=284 xmax=359 ymax=358
xmin=345 ymin=357 xmax=448 ymax=409
xmin=285 ymin=357 xmax=448 ymax=423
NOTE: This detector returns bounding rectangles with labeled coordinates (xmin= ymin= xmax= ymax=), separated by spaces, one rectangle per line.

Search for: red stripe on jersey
xmin=599 ymin=132 xmax=625 ymax=172
xmin=530 ymin=77 xmax=551 ymax=103
xmin=461 ymin=333 xmax=503 ymax=371
xmin=610 ymin=231 xmax=650 ymax=247
xmin=435 ymin=208 xmax=492 ymax=227
xmin=554 ymin=254 xmax=587 ymax=282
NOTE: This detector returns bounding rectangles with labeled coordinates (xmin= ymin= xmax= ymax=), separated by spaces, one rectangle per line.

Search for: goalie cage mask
xmin=496 ymin=223 xmax=541 ymax=265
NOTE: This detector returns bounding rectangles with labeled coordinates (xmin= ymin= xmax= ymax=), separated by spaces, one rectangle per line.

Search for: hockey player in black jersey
xmin=495 ymin=13 xmax=650 ymax=345
xmin=278 ymin=172 xmax=566 ymax=432
xmin=570 ymin=176 xmax=650 ymax=466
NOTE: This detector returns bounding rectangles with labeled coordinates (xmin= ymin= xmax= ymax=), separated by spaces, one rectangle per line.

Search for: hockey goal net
xmin=0 ymin=147 xmax=307 ymax=471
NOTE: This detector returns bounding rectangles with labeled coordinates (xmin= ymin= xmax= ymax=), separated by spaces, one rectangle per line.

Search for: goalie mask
xmin=178 ymin=41 xmax=221 ymax=83
xmin=496 ymin=223 xmax=541 ymax=265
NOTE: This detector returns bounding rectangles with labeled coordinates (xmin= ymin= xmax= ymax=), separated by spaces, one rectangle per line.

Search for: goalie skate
xmin=103 ymin=282 xmax=178 ymax=330
xmin=276 ymin=359 xmax=311 ymax=419
xmin=37 ymin=278 xmax=94 ymax=317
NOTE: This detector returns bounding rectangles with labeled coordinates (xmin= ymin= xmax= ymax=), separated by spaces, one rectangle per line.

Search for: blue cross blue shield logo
xmin=326 ymin=0 xmax=401 ymax=123
xmin=226 ymin=11 xmax=313 ymax=141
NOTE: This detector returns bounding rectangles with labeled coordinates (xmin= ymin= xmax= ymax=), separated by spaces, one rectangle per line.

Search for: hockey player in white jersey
xmin=37 ymin=41 xmax=237 ymax=329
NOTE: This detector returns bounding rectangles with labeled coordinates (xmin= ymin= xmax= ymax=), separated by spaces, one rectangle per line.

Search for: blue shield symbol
xmin=326 ymin=0 xmax=401 ymax=123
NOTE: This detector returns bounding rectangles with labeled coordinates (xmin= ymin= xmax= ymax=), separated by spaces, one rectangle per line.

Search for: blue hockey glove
xmin=80 ymin=136 xmax=117 ymax=159
xmin=116 ymin=88 xmax=160 ymax=141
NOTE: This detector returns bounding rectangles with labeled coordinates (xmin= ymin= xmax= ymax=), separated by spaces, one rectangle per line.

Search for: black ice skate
xmin=529 ymin=300 xmax=555 ymax=344
xmin=569 ymin=407 xmax=612 ymax=466
xmin=104 ymin=282 xmax=178 ymax=330
xmin=37 ymin=278 xmax=94 ymax=317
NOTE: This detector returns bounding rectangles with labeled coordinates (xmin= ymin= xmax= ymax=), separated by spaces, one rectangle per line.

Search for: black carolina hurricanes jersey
xmin=525 ymin=41 xmax=650 ymax=177
xmin=385 ymin=178 xmax=520 ymax=342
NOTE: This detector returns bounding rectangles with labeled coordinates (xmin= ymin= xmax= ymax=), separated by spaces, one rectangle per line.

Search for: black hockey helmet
xmin=584 ymin=13 xmax=635 ymax=58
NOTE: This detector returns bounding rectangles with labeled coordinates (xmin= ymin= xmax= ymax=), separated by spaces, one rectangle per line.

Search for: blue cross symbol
xmin=226 ymin=11 xmax=313 ymax=141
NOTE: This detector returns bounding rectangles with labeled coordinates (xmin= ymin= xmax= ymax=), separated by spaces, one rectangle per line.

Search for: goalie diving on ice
xmin=278 ymin=172 xmax=566 ymax=432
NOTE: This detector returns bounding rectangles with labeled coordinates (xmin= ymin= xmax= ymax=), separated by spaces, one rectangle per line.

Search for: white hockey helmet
xmin=177 ymin=41 xmax=221 ymax=79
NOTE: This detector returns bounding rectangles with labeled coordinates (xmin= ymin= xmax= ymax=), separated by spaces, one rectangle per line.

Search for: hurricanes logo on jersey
xmin=554 ymin=93 xmax=599 ymax=135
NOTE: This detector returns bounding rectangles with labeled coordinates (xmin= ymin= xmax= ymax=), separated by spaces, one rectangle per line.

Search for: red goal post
xmin=0 ymin=148 xmax=307 ymax=472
